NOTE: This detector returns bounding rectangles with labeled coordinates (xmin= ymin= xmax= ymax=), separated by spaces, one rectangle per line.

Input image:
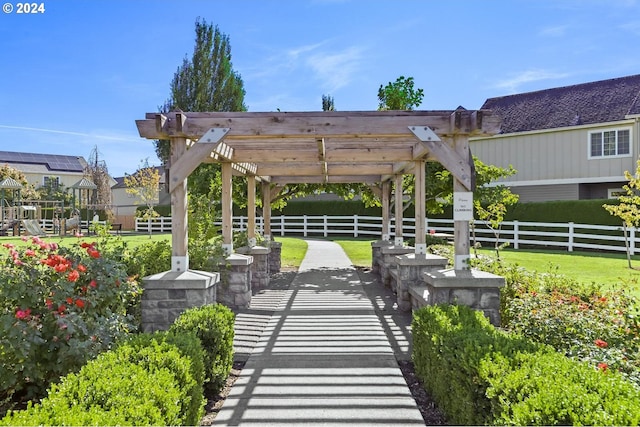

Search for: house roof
xmin=0 ymin=151 xmax=86 ymax=173
xmin=481 ymin=74 xmax=640 ymax=134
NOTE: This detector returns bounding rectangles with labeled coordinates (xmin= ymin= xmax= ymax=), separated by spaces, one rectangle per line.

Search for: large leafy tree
xmin=155 ymin=18 xmax=247 ymax=197
xmin=0 ymin=164 xmax=39 ymax=201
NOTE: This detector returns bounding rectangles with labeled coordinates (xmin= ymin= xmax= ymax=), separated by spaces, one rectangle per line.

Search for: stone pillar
xmin=371 ymin=240 xmax=392 ymax=276
xmin=217 ymin=253 xmax=253 ymax=310
xmin=268 ymin=241 xmax=282 ymax=274
xmin=380 ymin=244 xmax=414 ymax=291
xmin=141 ymin=270 xmax=219 ymax=333
xmin=422 ymin=269 xmax=505 ymax=326
xmin=237 ymin=246 xmax=271 ymax=291
xmin=394 ymin=253 xmax=448 ymax=312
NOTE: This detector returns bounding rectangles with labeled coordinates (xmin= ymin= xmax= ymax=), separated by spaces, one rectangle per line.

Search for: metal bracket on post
xmin=415 ymin=244 xmax=427 ymax=255
xmin=222 ymin=244 xmax=233 ymax=256
xmin=409 ymin=126 xmax=441 ymax=143
xmin=172 ymin=256 xmax=189 ymax=273
xmin=394 ymin=237 xmax=404 ymax=246
xmin=198 ymin=128 xmax=230 ymax=144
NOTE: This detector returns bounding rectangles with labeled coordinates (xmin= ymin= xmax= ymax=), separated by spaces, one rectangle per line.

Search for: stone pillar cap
xmin=423 ymin=268 xmax=505 ymax=288
xmin=226 ymin=253 xmax=254 ymax=265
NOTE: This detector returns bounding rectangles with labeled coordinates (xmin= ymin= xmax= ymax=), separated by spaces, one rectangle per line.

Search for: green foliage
xmin=170 ymin=304 xmax=235 ymax=394
xmin=505 ymin=198 xmax=621 ymax=224
xmin=0 ymin=164 xmax=39 ymax=201
xmin=1 ymin=331 xmax=205 ymax=426
xmin=187 ymin=192 xmax=226 ymax=271
xmin=122 ymin=239 xmax=171 ymax=279
xmin=0 ymin=236 xmax=140 ymax=407
xmin=377 ymin=75 xmax=424 ymax=110
xmin=475 ymin=256 xmax=640 ymax=387
xmin=603 ymin=159 xmax=640 ymax=228
xmin=412 ymin=304 xmax=640 ymax=425
xmin=481 ymin=351 xmax=640 ymax=426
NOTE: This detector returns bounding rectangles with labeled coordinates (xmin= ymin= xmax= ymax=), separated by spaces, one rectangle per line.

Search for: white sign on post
xmin=453 ymin=192 xmax=474 ymax=221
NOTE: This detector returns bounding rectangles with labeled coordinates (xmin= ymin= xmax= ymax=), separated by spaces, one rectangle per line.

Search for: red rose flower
xmin=594 ymin=339 xmax=608 ymax=348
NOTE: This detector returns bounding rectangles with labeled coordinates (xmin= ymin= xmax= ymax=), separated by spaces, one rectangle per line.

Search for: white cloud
xmin=620 ymin=20 xmax=640 ymax=35
xmin=306 ymin=46 xmax=364 ymax=92
xmin=492 ymin=70 xmax=571 ymax=93
xmin=539 ymin=25 xmax=569 ymax=37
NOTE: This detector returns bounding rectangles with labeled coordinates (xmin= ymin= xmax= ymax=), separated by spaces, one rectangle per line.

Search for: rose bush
xmin=0 ymin=236 xmax=140 ymax=410
xmin=473 ymin=256 xmax=640 ymax=387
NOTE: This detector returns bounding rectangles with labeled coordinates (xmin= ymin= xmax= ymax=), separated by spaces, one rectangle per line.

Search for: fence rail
xmin=135 ymin=216 xmax=637 ymax=254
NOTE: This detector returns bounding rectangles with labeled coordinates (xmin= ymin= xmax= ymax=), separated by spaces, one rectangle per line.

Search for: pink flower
xmin=15 ymin=308 xmax=31 ymax=320
xmin=25 ymin=249 xmax=36 ymax=257
xmin=2 ymin=243 xmax=15 ymax=249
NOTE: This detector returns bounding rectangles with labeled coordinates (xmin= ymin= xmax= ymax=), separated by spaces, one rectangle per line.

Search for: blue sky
xmin=1 ymin=0 xmax=639 ymax=177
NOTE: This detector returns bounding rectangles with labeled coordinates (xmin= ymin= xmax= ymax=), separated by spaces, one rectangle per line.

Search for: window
xmin=43 ymin=176 xmax=60 ymax=189
xmin=608 ymin=188 xmax=626 ymax=199
xmin=589 ymin=128 xmax=631 ymax=158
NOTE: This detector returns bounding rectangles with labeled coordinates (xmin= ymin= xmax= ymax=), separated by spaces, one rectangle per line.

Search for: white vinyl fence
xmin=135 ymin=216 xmax=638 ymax=254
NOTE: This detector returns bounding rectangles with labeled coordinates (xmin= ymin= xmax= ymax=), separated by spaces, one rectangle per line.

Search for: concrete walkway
xmin=214 ymin=240 xmax=424 ymax=426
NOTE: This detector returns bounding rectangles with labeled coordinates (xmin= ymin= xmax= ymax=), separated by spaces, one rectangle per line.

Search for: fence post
xmin=513 ymin=220 xmax=519 ymax=250
xmin=354 ymin=214 xmax=359 ymax=237
xmin=568 ymin=222 xmax=574 ymax=252
xmin=303 ymin=215 xmax=308 ymax=237
xmin=280 ymin=216 xmax=285 ymax=236
xmin=323 ymin=215 xmax=328 ymax=237
xmin=631 ymin=227 xmax=636 ymax=256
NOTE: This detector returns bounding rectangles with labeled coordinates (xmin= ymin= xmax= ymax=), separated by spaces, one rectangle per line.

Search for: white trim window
xmin=589 ymin=128 xmax=631 ymax=158
xmin=43 ymin=176 xmax=60 ymax=189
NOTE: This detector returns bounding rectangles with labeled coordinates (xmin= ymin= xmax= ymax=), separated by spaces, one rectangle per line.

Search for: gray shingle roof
xmin=481 ymin=74 xmax=640 ymax=134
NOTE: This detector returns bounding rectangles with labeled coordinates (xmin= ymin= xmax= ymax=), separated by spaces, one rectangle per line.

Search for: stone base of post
xmin=380 ymin=245 xmax=414 ymax=291
xmin=141 ymin=270 xmax=220 ymax=333
xmin=237 ymin=245 xmax=271 ymax=291
xmin=217 ymin=254 xmax=253 ymax=310
xmin=394 ymin=253 xmax=448 ymax=312
xmin=268 ymin=241 xmax=282 ymax=274
xmin=371 ymin=240 xmax=392 ymax=275
xmin=415 ymin=269 xmax=505 ymax=326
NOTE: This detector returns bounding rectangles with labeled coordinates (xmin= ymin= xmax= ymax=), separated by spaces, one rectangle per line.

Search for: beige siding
xmin=471 ymin=121 xmax=636 ymax=184
xmin=511 ymin=184 xmax=579 ymax=203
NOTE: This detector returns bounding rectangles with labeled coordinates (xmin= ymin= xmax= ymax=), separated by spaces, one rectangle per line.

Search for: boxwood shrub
xmin=412 ymin=304 xmax=640 ymax=425
xmin=1 ymin=331 xmax=206 ymax=426
xmin=170 ymin=303 xmax=235 ymax=394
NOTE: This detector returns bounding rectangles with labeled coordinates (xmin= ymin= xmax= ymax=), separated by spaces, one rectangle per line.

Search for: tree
xmin=473 ymin=161 xmax=519 ymax=259
xmin=322 ymin=94 xmax=335 ymax=111
xmin=155 ymin=18 xmax=247 ymax=198
xmin=0 ymin=164 xmax=39 ymax=201
xmin=124 ymin=160 xmax=161 ymax=237
xmin=378 ymin=76 xmax=424 ymax=110
xmin=603 ymin=160 xmax=640 ymax=269
xmin=84 ymin=146 xmax=113 ymax=221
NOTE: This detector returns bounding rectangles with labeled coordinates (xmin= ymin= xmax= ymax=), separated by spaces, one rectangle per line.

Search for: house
xmin=111 ymin=165 xmax=169 ymax=229
xmin=470 ymin=74 xmax=640 ymax=202
xmin=0 ymin=150 xmax=89 ymax=192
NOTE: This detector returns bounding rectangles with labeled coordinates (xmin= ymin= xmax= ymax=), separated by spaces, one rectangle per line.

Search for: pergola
xmin=136 ymin=109 xmax=500 ymax=272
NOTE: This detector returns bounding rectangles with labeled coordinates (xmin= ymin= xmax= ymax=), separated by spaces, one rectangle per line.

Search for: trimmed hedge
xmin=0 ymin=331 xmax=205 ymax=426
xmin=170 ymin=303 xmax=235 ymax=394
xmin=412 ymin=304 xmax=640 ymax=426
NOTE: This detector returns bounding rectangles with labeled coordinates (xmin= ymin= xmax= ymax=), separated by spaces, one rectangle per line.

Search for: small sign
xmin=453 ymin=191 xmax=474 ymax=221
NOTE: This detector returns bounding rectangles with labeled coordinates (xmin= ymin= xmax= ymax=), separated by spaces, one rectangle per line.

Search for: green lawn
xmin=478 ymin=248 xmax=640 ymax=294
xmin=333 ymin=238 xmax=374 ymax=267
xmin=0 ymin=232 xmax=171 ymax=248
xmin=275 ymin=237 xmax=308 ymax=268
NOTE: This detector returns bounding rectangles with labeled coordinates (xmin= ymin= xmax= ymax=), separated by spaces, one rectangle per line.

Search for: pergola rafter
xmin=136 ymin=109 xmax=500 ymax=271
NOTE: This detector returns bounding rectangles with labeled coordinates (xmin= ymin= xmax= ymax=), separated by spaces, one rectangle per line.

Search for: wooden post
xmin=453 ymin=135 xmax=471 ymax=269
xmin=394 ymin=174 xmax=404 ymax=245
xmin=381 ymin=181 xmax=390 ymax=241
xmin=170 ymin=137 xmax=189 ymax=272
xmin=262 ymin=181 xmax=271 ymax=241
xmin=221 ymin=162 xmax=233 ymax=254
xmin=414 ymin=160 xmax=426 ymax=254
xmin=247 ymin=175 xmax=256 ymax=247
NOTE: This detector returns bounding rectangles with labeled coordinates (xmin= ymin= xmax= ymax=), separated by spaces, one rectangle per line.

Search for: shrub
xmin=122 ymin=239 xmax=171 ymax=279
xmin=0 ymin=237 xmax=140 ymax=407
xmin=412 ymin=304 xmax=640 ymax=425
xmin=1 ymin=330 xmax=206 ymax=426
xmin=170 ymin=304 xmax=235 ymax=393
xmin=481 ymin=352 xmax=640 ymax=425
xmin=412 ymin=304 xmax=546 ymax=425
xmin=113 ymin=331 xmax=205 ymax=425
xmin=473 ymin=256 xmax=640 ymax=387
xmin=1 ymin=348 xmax=183 ymax=426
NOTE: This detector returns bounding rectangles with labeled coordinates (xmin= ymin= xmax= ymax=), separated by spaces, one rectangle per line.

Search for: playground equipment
xmin=0 ymin=177 xmax=23 ymax=236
